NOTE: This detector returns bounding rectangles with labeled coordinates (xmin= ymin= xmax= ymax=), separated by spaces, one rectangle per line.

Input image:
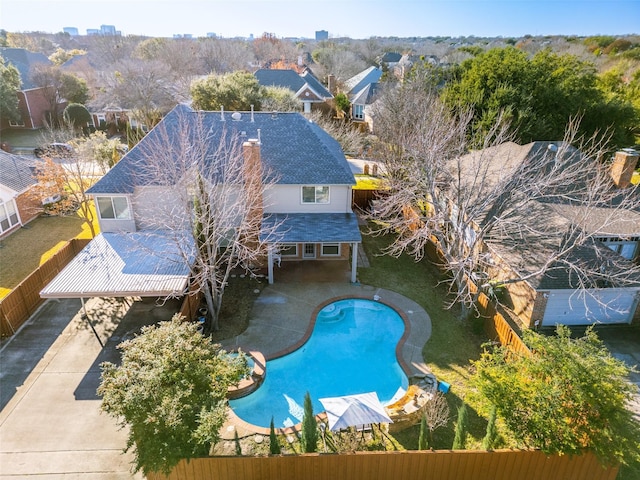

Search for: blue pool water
xmin=229 ymin=298 xmax=408 ymax=429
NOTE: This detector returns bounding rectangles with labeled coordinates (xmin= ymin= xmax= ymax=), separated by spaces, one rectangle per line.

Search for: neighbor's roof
xmin=0 ymin=150 xmax=37 ymax=193
xmin=260 ymin=212 xmax=362 ymax=243
xmin=0 ymin=47 xmax=52 ymax=90
xmin=350 ymin=82 xmax=379 ymax=106
xmin=88 ymin=104 xmax=355 ymax=194
xmin=254 ymin=69 xmax=306 ymax=92
xmin=344 ymin=66 xmax=382 ymax=95
xmin=40 ymin=232 xmax=191 ymax=299
xmin=300 ymin=70 xmax=332 ymax=99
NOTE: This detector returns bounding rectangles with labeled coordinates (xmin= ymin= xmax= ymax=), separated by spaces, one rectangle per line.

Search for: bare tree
xmin=31 ymin=130 xmax=126 ymax=237
xmin=94 ymin=58 xmax=182 ymax=129
xmin=369 ymin=76 xmax=640 ymax=320
xmin=422 ymin=392 xmax=450 ymax=445
xmin=134 ymin=109 xmax=281 ymax=331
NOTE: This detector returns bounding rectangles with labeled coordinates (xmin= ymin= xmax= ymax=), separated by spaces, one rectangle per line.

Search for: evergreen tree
xmin=301 ymin=391 xmax=318 ymax=453
xmin=269 ymin=417 xmax=281 ymax=455
xmin=418 ymin=413 xmax=429 ymax=450
xmin=452 ymin=403 xmax=468 ymax=450
xmin=482 ymin=406 xmax=498 ymax=450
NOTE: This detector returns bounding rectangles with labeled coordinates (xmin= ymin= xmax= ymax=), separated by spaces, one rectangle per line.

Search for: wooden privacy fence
xmin=148 ymin=449 xmax=618 ymax=480
xmin=423 ymin=234 xmax=530 ymax=354
xmin=0 ymin=238 xmax=90 ymax=338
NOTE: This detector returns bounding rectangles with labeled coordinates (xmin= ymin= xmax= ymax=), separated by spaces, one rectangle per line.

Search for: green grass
xmin=0 ymin=213 xmax=94 ymax=298
xmin=357 ymin=230 xmax=500 ymax=451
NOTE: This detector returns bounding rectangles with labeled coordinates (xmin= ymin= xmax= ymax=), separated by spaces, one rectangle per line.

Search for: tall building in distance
xmin=100 ymin=25 xmax=117 ymax=35
xmin=315 ymin=30 xmax=329 ymax=41
xmin=63 ymin=27 xmax=79 ymax=36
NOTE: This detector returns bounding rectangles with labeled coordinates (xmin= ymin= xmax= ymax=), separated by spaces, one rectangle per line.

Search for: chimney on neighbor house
xmin=327 ymin=74 xmax=336 ymax=95
xmin=610 ymin=150 xmax=638 ymax=188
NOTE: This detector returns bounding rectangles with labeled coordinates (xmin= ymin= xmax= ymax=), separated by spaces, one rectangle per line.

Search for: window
xmin=279 ymin=244 xmax=298 ymax=256
xmin=321 ymin=243 xmax=340 ymax=256
xmin=96 ymin=196 xmax=131 ymax=220
xmin=9 ymin=120 xmax=25 ymax=127
xmin=302 ymin=186 xmax=329 ymax=204
xmin=597 ymin=236 xmax=639 ymax=261
xmin=352 ymin=104 xmax=364 ymax=120
xmin=0 ymin=200 xmax=20 ymax=233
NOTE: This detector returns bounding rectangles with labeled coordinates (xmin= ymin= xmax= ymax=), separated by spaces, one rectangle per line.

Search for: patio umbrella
xmin=319 ymin=392 xmax=393 ymax=432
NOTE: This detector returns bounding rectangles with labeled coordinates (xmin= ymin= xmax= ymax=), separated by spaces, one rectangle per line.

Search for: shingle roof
xmin=350 ymin=82 xmax=379 ymax=105
xmin=0 ymin=150 xmax=37 ymax=193
xmin=88 ymin=104 xmax=355 ymax=194
xmin=260 ymin=213 xmax=362 ymax=243
xmin=344 ymin=66 xmax=382 ymax=95
xmin=254 ymin=69 xmax=306 ymax=92
xmin=300 ymin=70 xmax=332 ymax=99
xmin=0 ymin=47 xmax=52 ymax=90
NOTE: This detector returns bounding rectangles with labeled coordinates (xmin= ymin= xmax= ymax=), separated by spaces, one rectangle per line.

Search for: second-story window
xmin=302 ymin=186 xmax=330 ymax=204
xmin=96 ymin=196 xmax=131 ymax=220
xmin=353 ymin=104 xmax=364 ymax=120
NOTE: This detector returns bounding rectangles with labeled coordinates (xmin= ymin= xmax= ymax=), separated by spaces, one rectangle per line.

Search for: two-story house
xmin=40 ymin=104 xmax=361 ymax=300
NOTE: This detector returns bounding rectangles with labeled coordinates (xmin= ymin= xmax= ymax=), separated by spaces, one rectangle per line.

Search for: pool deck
xmin=219 ymin=282 xmax=432 ymax=438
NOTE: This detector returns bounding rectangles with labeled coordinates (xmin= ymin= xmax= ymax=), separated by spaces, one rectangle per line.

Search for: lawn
xmin=357 ymin=230 xmax=502 ymax=450
xmin=0 ymin=210 xmax=95 ymax=298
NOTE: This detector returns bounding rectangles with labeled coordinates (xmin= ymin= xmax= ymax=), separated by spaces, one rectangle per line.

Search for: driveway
xmin=0 ymin=296 xmax=180 ymax=479
xmin=597 ymin=325 xmax=640 ymax=418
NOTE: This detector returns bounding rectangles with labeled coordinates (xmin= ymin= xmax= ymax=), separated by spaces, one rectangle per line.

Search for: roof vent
xmin=271 ymin=111 xmax=278 ymax=119
xmin=250 ymin=104 xmax=255 ymax=123
xmin=232 ymin=112 xmax=242 ymax=121
xmin=220 ymin=106 xmax=225 ymax=121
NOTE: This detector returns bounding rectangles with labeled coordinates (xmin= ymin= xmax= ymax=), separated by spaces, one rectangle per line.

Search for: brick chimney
xmin=327 ymin=74 xmax=336 ymax=95
xmin=242 ymin=138 xmax=263 ymax=241
xmin=610 ymin=150 xmax=638 ymax=188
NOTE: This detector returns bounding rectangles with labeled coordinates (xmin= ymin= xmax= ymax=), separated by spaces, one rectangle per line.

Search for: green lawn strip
xmin=0 ymin=215 xmax=88 ymax=296
xmin=358 ymin=231 xmax=498 ymax=450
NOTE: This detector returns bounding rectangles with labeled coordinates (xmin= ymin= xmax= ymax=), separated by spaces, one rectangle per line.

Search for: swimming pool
xmin=229 ymin=298 xmax=408 ymax=429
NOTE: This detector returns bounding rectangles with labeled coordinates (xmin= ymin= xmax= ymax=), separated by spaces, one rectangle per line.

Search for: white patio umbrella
xmin=319 ymin=392 xmax=393 ymax=432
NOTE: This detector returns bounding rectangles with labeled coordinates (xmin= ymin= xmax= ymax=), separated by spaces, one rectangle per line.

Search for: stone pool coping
xmin=220 ymin=283 xmax=432 ymax=438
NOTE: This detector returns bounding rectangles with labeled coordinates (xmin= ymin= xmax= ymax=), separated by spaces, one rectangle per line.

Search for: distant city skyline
xmin=1 ymin=0 xmax=638 ymax=39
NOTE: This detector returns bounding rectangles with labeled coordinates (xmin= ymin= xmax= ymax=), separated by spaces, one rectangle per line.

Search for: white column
xmin=351 ymin=242 xmax=358 ymax=283
xmin=267 ymin=248 xmax=274 ymax=284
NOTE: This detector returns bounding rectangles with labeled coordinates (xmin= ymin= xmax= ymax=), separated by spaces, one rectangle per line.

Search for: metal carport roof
xmin=40 ymin=232 xmax=191 ymax=299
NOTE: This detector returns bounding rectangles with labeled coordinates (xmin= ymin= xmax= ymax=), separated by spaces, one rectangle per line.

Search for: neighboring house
xmin=0 ymin=150 xmax=40 ymax=238
xmin=40 ymin=104 xmax=361 ymax=300
xmin=467 ymin=143 xmax=640 ymax=328
xmin=343 ymin=66 xmax=383 ymax=131
xmin=0 ymin=47 xmax=63 ymax=130
xmin=254 ymin=68 xmax=333 ymax=114
xmin=377 ymin=52 xmax=402 ymax=70
xmin=393 ymin=53 xmax=439 ymax=81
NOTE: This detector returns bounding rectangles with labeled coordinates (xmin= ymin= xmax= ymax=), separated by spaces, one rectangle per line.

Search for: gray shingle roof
xmin=260 ymin=213 xmax=362 ymax=243
xmin=0 ymin=150 xmax=37 ymax=193
xmin=254 ymin=69 xmax=306 ymax=92
xmin=87 ymin=104 xmax=355 ymax=194
xmin=350 ymin=83 xmax=379 ymax=105
xmin=344 ymin=66 xmax=382 ymax=95
xmin=0 ymin=47 xmax=52 ymax=90
xmin=300 ymin=70 xmax=332 ymax=99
